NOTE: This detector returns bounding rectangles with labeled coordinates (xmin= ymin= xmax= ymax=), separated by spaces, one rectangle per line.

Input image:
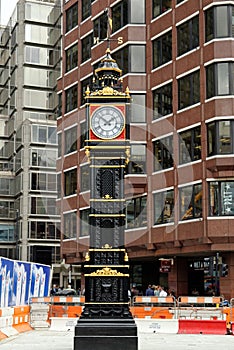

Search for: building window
xmin=177 ymin=15 xmax=199 ymax=56
xmin=65 ymin=44 xmax=78 ymax=72
xmin=112 ymin=0 xmax=128 ymax=33
xmin=0 ymin=225 xmax=14 ymax=242
xmin=126 ymin=196 xmax=147 ymax=229
xmin=80 ymin=164 xmax=90 ymax=192
xmin=66 ymin=3 xmax=78 ymax=32
xmin=64 ymin=211 xmax=77 ymax=239
xmin=0 ymin=202 xmax=15 ymax=218
xmin=206 ymin=62 xmax=234 ymax=99
xmin=152 ymin=30 xmax=172 ymax=69
xmin=178 ymin=70 xmax=200 ymax=110
xmin=65 ymin=85 xmax=77 ymax=113
xmin=179 ymin=183 xmax=202 ymax=220
xmin=209 ymin=181 xmax=234 ymax=216
xmin=153 ymin=135 xmax=173 ymax=171
xmin=31 ymin=197 xmax=57 ymax=215
xmin=31 ymin=173 xmax=57 ymax=192
xmin=58 ymin=133 xmax=61 ymax=158
xmin=81 ymin=76 xmax=93 ymax=106
xmin=205 ymin=5 xmax=234 ymax=42
xmin=127 ymin=144 xmax=146 ymax=174
xmin=32 ymin=125 xmax=57 ymax=144
xmin=65 ymin=126 xmax=77 ymax=155
xmin=57 ymin=173 xmax=61 ymax=198
xmin=30 ymin=221 xmax=60 ymax=240
xmin=64 ymin=168 xmax=77 ymax=196
xmin=179 ymin=126 xmax=201 ymax=164
xmin=82 ymin=0 xmax=95 ymax=21
xmin=57 ymin=93 xmax=62 ymax=117
xmin=154 ymin=189 xmax=174 ymax=224
xmin=31 ymin=149 xmax=57 ymax=167
xmin=80 ymin=208 xmax=89 ymax=237
xmin=80 ymin=122 xmax=87 ymax=149
xmin=153 ymin=82 xmax=172 ymax=119
xmin=81 ymin=33 xmax=93 ymax=63
xmin=113 ymin=45 xmax=145 ymax=75
xmin=207 ymin=120 xmax=233 ymax=156
xmin=130 ymin=94 xmax=146 ymax=122
xmin=152 ymin=0 xmax=172 ymax=19
xmin=94 ymin=12 xmax=108 ymax=41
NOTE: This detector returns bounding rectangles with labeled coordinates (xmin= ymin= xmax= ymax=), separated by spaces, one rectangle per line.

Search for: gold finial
xmin=124 ymin=251 xmax=129 ymax=262
xmin=85 ymin=147 xmax=90 ymax=162
xmin=102 ymin=244 xmax=112 ymax=249
xmin=85 ymin=252 xmax=90 ymax=261
xmin=125 ymin=147 xmax=131 ymax=164
xmin=103 ymin=194 xmax=112 ymax=200
xmin=106 ymin=47 xmax=111 ymax=54
xmin=125 ymin=86 xmax=130 ymax=97
xmin=85 ymin=85 xmax=90 ymax=96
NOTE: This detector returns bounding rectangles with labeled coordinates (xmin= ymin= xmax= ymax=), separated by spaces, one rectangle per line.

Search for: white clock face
xmin=90 ymin=106 xmax=125 ymax=139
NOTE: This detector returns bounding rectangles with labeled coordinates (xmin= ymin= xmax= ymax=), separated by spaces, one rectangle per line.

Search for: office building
xmin=0 ymin=0 xmax=62 ymax=267
xmin=58 ymin=0 xmax=234 ymax=298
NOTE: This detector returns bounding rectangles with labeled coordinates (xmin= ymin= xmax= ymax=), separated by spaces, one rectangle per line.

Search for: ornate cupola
xmin=91 ymin=48 xmax=123 ymax=92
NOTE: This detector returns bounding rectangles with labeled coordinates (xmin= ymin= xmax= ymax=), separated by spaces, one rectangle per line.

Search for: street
xmin=0 ymin=330 xmax=233 ymax=350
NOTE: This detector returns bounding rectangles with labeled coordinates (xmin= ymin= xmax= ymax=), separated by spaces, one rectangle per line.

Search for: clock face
xmin=90 ymin=105 xmax=125 ymax=139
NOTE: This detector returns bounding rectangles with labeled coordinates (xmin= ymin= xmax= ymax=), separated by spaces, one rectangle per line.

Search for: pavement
xmin=0 ymin=329 xmax=234 ymax=350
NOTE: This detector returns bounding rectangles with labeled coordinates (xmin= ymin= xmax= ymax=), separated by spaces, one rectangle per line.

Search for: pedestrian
xmin=158 ymin=285 xmax=167 ymax=297
xmin=145 ymin=284 xmax=154 ymax=296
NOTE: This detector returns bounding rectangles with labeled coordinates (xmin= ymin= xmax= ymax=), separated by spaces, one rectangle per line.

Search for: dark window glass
xmin=57 ymin=93 xmax=62 ymax=117
xmin=65 ymin=85 xmax=77 ymax=113
xmin=65 ymin=127 xmax=77 ymax=155
xmin=179 ymin=126 xmax=201 ymax=164
xmin=209 ymin=181 xmax=234 ymax=216
xmin=153 ymin=82 xmax=172 ymax=119
xmin=82 ymin=0 xmax=95 ymax=21
xmin=180 ymin=183 xmax=202 ymax=220
xmin=80 ymin=208 xmax=89 ymax=237
xmin=112 ymin=0 xmax=128 ymax=33
xmin=152 ymin=31 xmax=172 ymax=68
xmin=154 ymin=189 xmax=174 ymax=224
xmin=154 ymin=135 xmax=173 ymax=171
xmin=81 ymin=33 xmax=93 ymax=63
xmin=152 ymin=0 xmax=172 ymax=19
xmin=64 ymin=168 xmax=77 ymax=196
xmin=58 ymin=133 xmax=61 ymax=158
xmin=81 ymin=76 xmax=93 ymax=106
xmin=93 ymin=12 xmax=108 ymax=41
xmin=127 ymin=144 xmax=146 ymax=174
xmin=113 ymin=45 xmax=145 ymax=75
xmin=66 ymin=3 xmax=78 ymax=32
xmin=205 ymin=5 xmax=233 ymax=42
xmin=177 ymin=16 xmax=199 ymax=56
xmin=206 ymin=62 xmax=234 ymax=99
xmin=80 ymin=164 xmax=90 ymax=192
xmin=126 ymin=196 xmax=147 ymax=229
xmin=207 ymin=120 xmax=233 ymax=156
xmin=65 ymin=44 xmax=78 ymax=72
xmin=80 ymin=122 xmax=87 ymax=149
xmin=178 ymin=70 xmax=200 ymax=109
xmin=64 ymin=211 xmax=77 ymax=239
xmin=57 ymin=173 xmax=61 ymax=198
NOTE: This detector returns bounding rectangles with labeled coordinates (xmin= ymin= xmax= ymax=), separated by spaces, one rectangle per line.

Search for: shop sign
xmin=160 ymin=260 xmax=171 ymax=273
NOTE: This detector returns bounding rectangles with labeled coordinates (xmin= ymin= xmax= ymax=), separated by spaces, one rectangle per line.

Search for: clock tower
xmin=74 ymin=49 xmax=138 ymax=350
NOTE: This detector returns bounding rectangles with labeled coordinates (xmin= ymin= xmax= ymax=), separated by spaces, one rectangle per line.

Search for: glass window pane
xmin=217 ymin=63 xmax=229 ymax=95
xmin=130 ymin=0 xmax=145 ymax=23
xmin=216 ymin=6 xmax=228 ymax=37
xmin=218 ymin=120 xmax=231 ymax=153
xmin=131 ymin=95 xmax=146 ymax=122
xmin=130 ymin=46 xmax=145 ymax=72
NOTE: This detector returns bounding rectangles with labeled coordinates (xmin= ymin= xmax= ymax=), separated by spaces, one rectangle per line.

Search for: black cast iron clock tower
xmin=74 ymin=49 xmax=138 ymax=350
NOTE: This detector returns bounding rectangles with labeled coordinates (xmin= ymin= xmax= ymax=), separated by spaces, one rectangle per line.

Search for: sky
xmin=1 ymin=0 xmax=18 ymax=25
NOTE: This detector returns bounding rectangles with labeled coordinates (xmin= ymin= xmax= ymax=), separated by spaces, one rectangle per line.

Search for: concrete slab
xmin=0 ymin=329 xmax=234 ymax=350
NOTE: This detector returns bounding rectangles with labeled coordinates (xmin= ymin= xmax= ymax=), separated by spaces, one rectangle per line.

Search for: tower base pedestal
xmin=74 ymin=318 xmax=138 ymax=350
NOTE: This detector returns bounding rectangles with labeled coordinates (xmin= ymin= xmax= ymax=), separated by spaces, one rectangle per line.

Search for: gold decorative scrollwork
xmin=89 ymin=267 xmax=127 ymax=276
